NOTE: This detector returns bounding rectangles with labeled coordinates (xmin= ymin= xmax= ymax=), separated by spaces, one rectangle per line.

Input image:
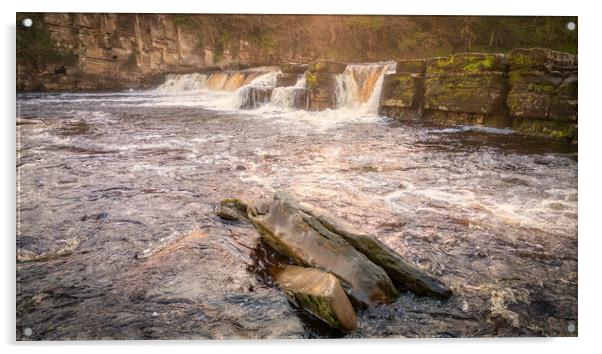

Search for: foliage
xmin=17 ymin=13 xmax=77 ymax=72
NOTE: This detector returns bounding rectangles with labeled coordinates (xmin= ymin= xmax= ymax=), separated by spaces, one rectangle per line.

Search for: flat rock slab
xmin=249 ymin=192 xmax=398 ymax=307
xmin=275 ymin=265 xmax=358 ymax=331
xmin=304 ymin=212 xmax=453 ymax=300
xmin=253 ymin=191 xmax=452 ymax=300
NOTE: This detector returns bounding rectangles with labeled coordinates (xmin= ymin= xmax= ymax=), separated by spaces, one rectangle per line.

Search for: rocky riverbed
xmin=16 ymin=88 xmax=577 ymax=339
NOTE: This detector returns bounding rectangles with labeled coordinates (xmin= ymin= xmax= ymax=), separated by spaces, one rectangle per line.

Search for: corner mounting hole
xmin=22 ymin=18 xmax=33 ymax=28
xmin=566 ymin=22 xmax=576 ymax=31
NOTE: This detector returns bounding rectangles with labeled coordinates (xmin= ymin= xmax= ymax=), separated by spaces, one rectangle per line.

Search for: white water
xmin=155 ymin=73 xmax=208 ymax=92
xmin=335 ymin=62 xmax=395 ymax=114
xmin=139 ymin=62 xmax=399 ymax=128
xmin=152 ymin=63 xmax=394 ymax=115
xmin=270 ymin=74 xmax=307 ymax=109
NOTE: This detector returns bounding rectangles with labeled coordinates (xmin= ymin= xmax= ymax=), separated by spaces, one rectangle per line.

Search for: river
xmin=16 ymin=66 xmax=577 ymax=339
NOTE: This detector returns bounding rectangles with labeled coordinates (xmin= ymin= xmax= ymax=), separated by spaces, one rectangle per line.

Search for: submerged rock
xmin=248 ymin=192 xmax=398 ymax=307
xmin=274 ymin=265 xmax=358 ymax=332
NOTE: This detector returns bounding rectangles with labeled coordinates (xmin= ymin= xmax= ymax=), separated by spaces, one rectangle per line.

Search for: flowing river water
xmin=16 ymin=65 xmax=577 ymax=339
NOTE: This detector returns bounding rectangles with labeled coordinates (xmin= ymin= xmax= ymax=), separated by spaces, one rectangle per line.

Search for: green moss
xmin=306 ymin=72 xmax=317 ymax=89
xmin=463 ymin=55 xmax=495 ymax=73
xmin=512 ymin=118 xmax=576 ymax=141
xmin=295 ymin=293 xmax=341 ymax=328
xmin=527 ymin=83 xmax=556 ymax=94
xmin=510 ymin=53 xmax=533 ymax=66
xmin=171 ymin=15 xmax=202 ymax=30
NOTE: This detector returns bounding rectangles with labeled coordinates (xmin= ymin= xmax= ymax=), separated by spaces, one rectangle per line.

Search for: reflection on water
xmin=16 ymin=90 xmax=577 ymax=339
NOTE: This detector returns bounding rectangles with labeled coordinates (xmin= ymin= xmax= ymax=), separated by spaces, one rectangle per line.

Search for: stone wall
xmin=379 ymin=49 xmax=578 ymax=142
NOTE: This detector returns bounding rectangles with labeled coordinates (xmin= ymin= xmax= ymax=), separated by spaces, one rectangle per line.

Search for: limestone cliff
xmin=16 ymin=14 xmax=577 ymax=92
xmin=17 ymin=13 xmax=283 ymax=91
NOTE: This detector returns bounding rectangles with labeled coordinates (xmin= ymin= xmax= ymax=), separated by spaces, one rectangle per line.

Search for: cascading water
xmin=153 ymin=64 xmax=394 ymax=114
xmin=270 ymin=74 xmax=308 ymax=110
xmin=234 ymin=71 xmax=280 ymax=109
xmin=335 ymin=62 xmax=396 ymax=113
xmin=155 ymin=73 xmax=208 ymax=92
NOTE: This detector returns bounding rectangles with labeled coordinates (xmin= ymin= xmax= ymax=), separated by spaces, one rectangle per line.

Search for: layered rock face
xmin=506 ymin=49 xmax=578 ymax=139
xmin=306 ymin=61 xmax=347 ymax=110
xmin=17 ymin=13 xmax=282 ymax=91
xmin=379 ymin=49 xmax=577 ymax=141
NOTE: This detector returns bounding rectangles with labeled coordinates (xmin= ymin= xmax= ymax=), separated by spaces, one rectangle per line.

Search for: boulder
xmin=248 ymin=192 xmax=398 ymax=307
xmin=274 ymin=265 xmax=358 ymax=331
xmin=302 ymin=212 xmax=453 ymax=300
xmin=280 ymin=63 xmax=309 ymax=74
xmin=276 ymin=73 xmax=301 ymax=88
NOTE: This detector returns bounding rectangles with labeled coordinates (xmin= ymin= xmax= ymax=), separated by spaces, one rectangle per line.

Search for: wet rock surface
xmin=248 ymin=192 xmax=398 ymax=307
xmin=274 ymin=265 xmax=358 ymax=332
xmin=379 ymin=50 xmax=577 ymax=141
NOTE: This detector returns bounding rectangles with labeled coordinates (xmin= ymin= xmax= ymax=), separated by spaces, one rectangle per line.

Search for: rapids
xmin=16 ymin=64 xmax=577 ymax=339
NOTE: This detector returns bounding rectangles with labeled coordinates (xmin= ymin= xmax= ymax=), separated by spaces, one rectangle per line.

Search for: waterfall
xmin=156 ymin=67 xmax=279 ymax=93
xmin=235 ymin=71 xmax=280 ymax=109
xmin=270 ymin=74 xmax=307 ymax=109
xmin=152 ymin=64 xmax=393 ymax=115
xmin=335 ymin=62 xmax=395 ymax=113
xmin=155 ymin=73 xmax=208 ymax=92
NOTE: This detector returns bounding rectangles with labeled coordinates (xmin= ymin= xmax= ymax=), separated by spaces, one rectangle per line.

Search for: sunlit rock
xmin=274 ymin=265 xmax=358 ymax=331
xmin=303 ymin=211 xmax=453 ymax=300
xmin=248 ymin=192 xmax=398 ymax=307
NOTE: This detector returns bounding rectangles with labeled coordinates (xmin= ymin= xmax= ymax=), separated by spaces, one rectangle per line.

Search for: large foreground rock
xmin=302 ymin=212 xmax=453 ymax=300
xmin=274 ymin=265 xmax=357 ymax=331
xmin=248 ymin=192 xmax=398 ymax=307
